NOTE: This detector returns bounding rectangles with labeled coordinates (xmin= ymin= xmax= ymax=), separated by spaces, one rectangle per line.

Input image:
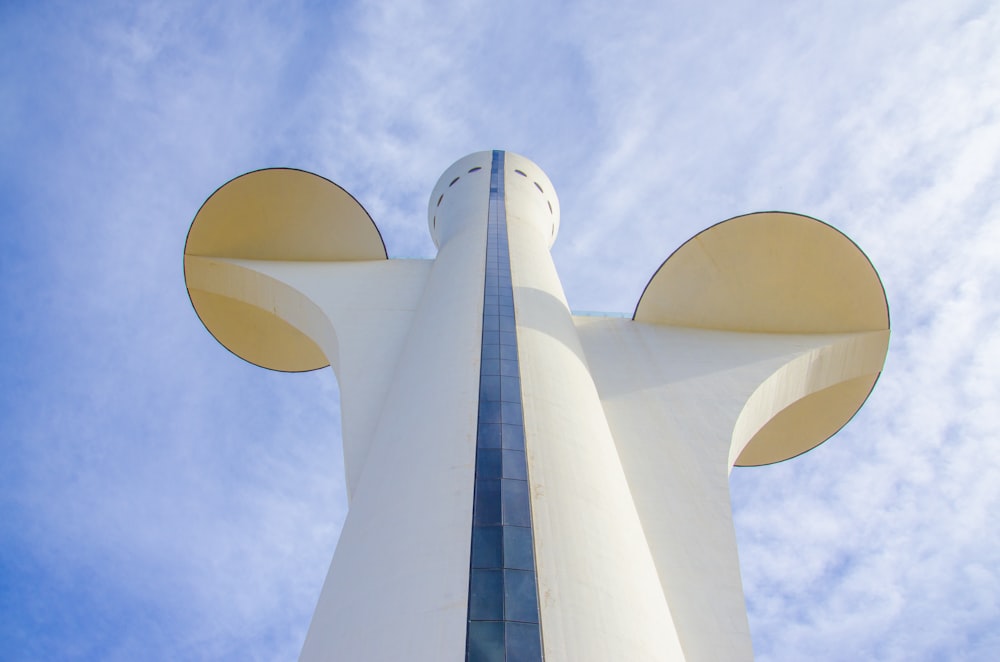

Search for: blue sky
xmin=2 ymin=1 xmax=998 ymax=660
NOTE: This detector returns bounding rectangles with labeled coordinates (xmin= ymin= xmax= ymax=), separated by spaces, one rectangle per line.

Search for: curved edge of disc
xmin=634 ymin=211 xmax=890 ymax=466
xmin=633 ymin=211 xmax=890 ymax=334
xmin=734 ymin=371 xmax=883 ymax=467
xmin=186 ymin=287 xmax=330 ymax=373
xmin=184 ymin=167 xmax=387 ymax=262
xmin=183 ymin=168 xmax=379 ymax=372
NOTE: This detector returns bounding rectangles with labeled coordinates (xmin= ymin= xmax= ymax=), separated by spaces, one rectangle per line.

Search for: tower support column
xmin=502 ymin=153 xmax=686 ymax=660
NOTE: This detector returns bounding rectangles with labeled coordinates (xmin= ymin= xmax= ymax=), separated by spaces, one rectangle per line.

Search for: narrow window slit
xmin=467 ymin=150 xmax=543 ymax=660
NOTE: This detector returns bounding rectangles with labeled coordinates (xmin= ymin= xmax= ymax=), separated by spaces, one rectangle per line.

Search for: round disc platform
xmin=184 ymin=168 xmax=386 ymax=372
xmin=635 ymin=211 xmax=889 ymax=465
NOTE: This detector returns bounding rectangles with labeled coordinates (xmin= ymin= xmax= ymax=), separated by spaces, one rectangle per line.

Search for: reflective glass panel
xmin=472 ymin=526 xmax=503 ymax=569
xmin=503 ymin=526 xmax=534 ymax=571
xmin=480 ymin=375 xmax=501 ymax=402
xmin=468 ymin=150 xmax=542 ymax=661
xmin=481 ymin=358 xmax=501 ymax=376
xmin=469 ymin=569 xmax=504 ymax=620
xmin=500 ymin=376 xmax=521 ymax=402
xmin=479 ymin=400 xmax=501 ymax=424
xmin=499 ymin=360 xmax=520 ymax=377
xmin=501 ymin=424 xmax=524 ymax=451
xmin=502 ymin=450 xmax=527 ymax=480
xmin=502 ymin=479 xmax=531 ymax=527
xmin=501 ymin=402 xmax=523 ymax=425
xmin=478 ymin=423 xmax=501 ymax=448
xmin=504 ymin=569 xmax=539 ymax=623
xmin=468 ymin=621 xmax=505 ymax=662
xmin=474 ymin=480 xmax=501 ymax=525
xmin=476 ymin=449 xmax=502 ymax=479
xmin=506 ymin=622 xmax=543 ymax=661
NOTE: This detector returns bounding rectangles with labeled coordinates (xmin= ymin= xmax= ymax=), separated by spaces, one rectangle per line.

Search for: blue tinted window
xmin=504 ymin=570 xmax=539 ymax=623
xmin=503 ymin=526 xmax=534 ymax=570
xmin=479 ymin=400 xmax=501 ymax=424
xmin=474 ymin=480 xmax=501 ymax=525
xmin=500 ymin=376 xmax=520 ymax=402
xmin=468 ymin=150 xmax=542 ymax=661
xmin=468 ymin=621 xmax=505 ymax=662
xmin=502 ymin=479 xmax=531 ymax=527
xmin=476 ymin=449 xmax=502 ymax=479
xmin=478 ymin=423 xmax=501 ymax=448
xmin=506 ymin=622 xmax=543 ymax=660
xmin=472 ymin=526 xmax=503 ymax=569
xmin=481 ymin=357 xmax=501 ymax=376
xmin=501 ymin=402 xmax=523 ymax=425
xmin=480 ymin=375 xmax=501 ymax=402
xmin=469 ymin=569 xmax=504 ymax=620
xmin=502 ymin=450 xmax=527 ymax=480
xmin=501 ymin=424 xmax=525 ymax=451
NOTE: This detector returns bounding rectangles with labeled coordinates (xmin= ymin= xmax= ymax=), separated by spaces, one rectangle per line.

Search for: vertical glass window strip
xmin=466 ymin=151 xmax=544 ymax=661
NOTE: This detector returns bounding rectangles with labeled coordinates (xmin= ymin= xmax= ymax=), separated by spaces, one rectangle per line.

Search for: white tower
xmin=183 ymin=151 xmax=889 ymax=661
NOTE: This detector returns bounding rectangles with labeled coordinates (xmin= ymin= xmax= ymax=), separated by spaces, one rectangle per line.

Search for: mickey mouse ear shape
xmin=634 ymin=212 xmax=888 ymax=334
xmin=183 ymin=168 xmax=386 ymax=372
xmin=635 ymin=212 xmax=890 ymax=465
xmin=185 ymin=168 xmax=386 ymax=262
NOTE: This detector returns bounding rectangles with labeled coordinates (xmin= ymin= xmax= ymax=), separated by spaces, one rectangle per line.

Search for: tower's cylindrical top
xmin=428 ymin=151 xmax=560 ymax=250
